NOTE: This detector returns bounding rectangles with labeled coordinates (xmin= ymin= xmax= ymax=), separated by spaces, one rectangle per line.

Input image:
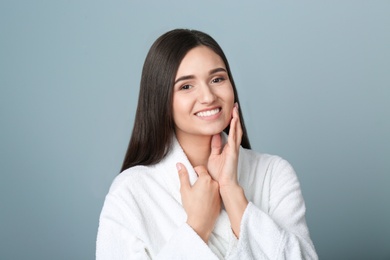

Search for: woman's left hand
xmin=207 ymin=103 xmax=242 ymax=188
xmin=207 ymin=103 xmax=248 ymax=237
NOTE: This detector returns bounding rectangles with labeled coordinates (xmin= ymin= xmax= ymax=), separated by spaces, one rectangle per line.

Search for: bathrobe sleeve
xmin=227 ymin=157 xmax=318 ymax=260
xmin=157 ymin=223 xmax=219 ymax=259
xmin=96 ymin=182 xmax=219 ymax=260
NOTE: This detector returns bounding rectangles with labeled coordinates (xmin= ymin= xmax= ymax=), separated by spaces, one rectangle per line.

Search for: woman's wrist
xmin=186 ymin=219 xmax=211 ymax=243
xmin=220 ymin=184 xmax=248 ymax=238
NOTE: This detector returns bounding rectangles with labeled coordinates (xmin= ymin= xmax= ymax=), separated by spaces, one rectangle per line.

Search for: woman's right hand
xmin=177 ymin=163 xmax=221 ymax=243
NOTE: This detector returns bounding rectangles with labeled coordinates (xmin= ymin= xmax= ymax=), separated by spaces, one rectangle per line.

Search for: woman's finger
xmin=228 ymin=103 xmax=242 ymax=149
xmin=211 ymin=134 xmax=222 ymax=155
xmin=229 ymin=117 xmax=237 ymax=146
xmin=177 ymin=163 xmax=190 ymax=190
xmin=234 ymin=104 xmax=243 ymax=148
xmin=194 ymin=165 xmax=209 ymax=178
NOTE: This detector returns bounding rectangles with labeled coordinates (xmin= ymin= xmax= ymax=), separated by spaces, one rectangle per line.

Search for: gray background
xmin=1 ymin=1 xmax=389 ymax=259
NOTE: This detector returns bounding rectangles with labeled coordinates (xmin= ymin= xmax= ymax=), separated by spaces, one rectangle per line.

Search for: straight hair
xmin=121 ymin=29 xmax=251 ymax=172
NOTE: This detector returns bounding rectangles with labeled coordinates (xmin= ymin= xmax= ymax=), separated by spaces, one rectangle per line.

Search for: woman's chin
xmin=202 ymin=127 xmax=226 ymax=136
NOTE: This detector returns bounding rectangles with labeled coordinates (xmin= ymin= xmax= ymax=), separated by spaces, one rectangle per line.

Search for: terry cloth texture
xmin=96 ymin=135 xmax=318 ymax=259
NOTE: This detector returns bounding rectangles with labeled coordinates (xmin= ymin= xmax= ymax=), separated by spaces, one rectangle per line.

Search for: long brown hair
xmin=121 ymin=29 xmax=251 ymax=172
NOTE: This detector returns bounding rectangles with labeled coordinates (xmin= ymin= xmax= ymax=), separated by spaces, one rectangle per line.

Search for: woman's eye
xmin=212 ymin=77 xmax=225 ymax=84
xmin=181 ymin=84 xmax=192 ymax=90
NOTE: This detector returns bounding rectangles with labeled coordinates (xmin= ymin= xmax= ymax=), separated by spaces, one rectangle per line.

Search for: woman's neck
xmin=176 ymin=134 xmax=212 ymax=167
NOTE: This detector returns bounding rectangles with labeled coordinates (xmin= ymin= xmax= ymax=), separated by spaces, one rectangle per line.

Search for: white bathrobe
xmin=96 ymin=135 xmax=318 ymax=259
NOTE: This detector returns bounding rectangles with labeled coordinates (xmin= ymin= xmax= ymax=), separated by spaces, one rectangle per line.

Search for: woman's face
xmin=172 ymin=46 xmax=235 ymax=141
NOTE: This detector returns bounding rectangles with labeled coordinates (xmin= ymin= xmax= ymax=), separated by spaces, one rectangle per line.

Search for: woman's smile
xmin=172 ymin=46 xmax=235 ymax=141
xmin=195 ymin=107 xmax=221 ymax=118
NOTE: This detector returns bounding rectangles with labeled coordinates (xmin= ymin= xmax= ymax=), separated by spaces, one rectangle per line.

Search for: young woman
xmin=97 ymin=29 xmax=318 ymax=259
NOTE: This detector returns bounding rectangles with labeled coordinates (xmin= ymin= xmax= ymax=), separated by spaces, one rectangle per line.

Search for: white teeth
xmin=196 ymin=108 xmax=220 ymax=117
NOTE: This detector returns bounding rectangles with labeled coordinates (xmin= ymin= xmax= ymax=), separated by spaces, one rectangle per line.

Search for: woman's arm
xmin=96 ymin=177 xmax=219 ymax=260
xmin=97 ymin=212 xmax=218 ymax=260
xmin=207 ymin=103 xmax=317 ymax=259
xmin=208 ymin=103 xmax=247 ymax=237
xmin=228 ymin=158 xmax=318 ymax=259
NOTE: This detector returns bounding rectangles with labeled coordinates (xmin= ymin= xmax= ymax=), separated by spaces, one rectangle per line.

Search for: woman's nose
xmin=198 ymin=84 xmax=216 ymax=104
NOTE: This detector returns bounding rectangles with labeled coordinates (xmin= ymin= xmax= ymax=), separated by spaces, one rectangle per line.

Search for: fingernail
xmin=176 ymin=163 xmax=182 ymax=171
xmin=235 ymin=102 xmax=239 ymax=110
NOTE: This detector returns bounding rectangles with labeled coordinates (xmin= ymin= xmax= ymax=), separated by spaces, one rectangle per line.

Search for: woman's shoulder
xmin=239 ymin=147 xmax=296 ymax=178
xmin=240 ymin=147 xmax=290 ymax=166
xmin=107 ymin=165 xmax=158 ymax=195
xmin=238 ymin=148 xmax=300 ymax=206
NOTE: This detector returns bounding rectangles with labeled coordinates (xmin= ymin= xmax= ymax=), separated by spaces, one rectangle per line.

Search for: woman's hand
xmin=207 ymin=103 xmax=242 ymax=188
xmin=207 ymin=103 xmax=248 ymax=238
xmin=177 ymin=163 xmax=221 ymax=243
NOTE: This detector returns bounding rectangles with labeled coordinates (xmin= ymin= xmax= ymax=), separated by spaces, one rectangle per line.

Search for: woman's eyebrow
xmin=174 ymin=75 xmax=195 ymax=85
xmin=174 ymin=67 xmax=227 ymax=85
xmin=209 ymin=67 xmax=227 ymax=75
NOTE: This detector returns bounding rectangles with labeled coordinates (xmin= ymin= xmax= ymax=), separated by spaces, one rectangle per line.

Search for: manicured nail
xmin=176 ymin=163 xmax=182 ymax=171
xmin=234 ymin=104 xmax=239 ymax=114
